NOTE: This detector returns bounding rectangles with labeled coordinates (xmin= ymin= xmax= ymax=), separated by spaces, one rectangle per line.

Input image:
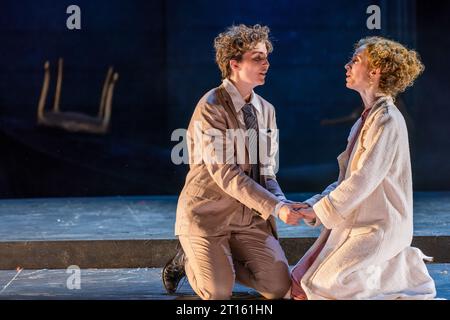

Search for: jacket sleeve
xmin=302 ymin=181 xmax=338 ymax=227
xmin=265 ymin=178 xmax=287 ymax=201
xmin=304 ymin=181 xmax=339 ymax=207
xmin=199 ymin=102 xmax=280 ymax=220
xmin=313 ymin=112 xmax=399 ymax=229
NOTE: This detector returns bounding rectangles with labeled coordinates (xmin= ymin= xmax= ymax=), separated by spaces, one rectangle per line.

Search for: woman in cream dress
xmin=291 ymin=37 xmax=437 ymax=300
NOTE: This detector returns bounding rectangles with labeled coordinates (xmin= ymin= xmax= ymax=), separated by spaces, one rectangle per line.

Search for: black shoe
xmin=162 ymin=244 xmax=186 ymax=294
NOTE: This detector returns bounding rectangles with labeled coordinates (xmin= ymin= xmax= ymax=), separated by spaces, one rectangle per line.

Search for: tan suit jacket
xmin=175 ymin=83 xmax=285 ymax=238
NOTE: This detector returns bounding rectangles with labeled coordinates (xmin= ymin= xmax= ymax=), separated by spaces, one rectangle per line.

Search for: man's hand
xmin=278 ymin=204 xmax=304 ymax=225
xmin=287 ymin=202 xmax=310 ymax=211
xmin=298 ymin=207 xmax=317 ymax=221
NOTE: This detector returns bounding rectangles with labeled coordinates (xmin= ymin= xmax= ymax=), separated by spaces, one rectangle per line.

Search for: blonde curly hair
xmin=214 ymin=24 xmax=273 ymax=79
xmin=355 ymin=36 xmax=425 ymax=97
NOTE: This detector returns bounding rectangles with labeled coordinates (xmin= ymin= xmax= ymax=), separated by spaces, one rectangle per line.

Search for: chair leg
xmin=53 ymin=58 xmax=63 ymax=113
xmin=98 ymin=66 xmax=114 ymax=118
xmin=37 ymin=61 xmax=51 ymax=123
xmin=101 ymin=72 xmax=119 ymax=132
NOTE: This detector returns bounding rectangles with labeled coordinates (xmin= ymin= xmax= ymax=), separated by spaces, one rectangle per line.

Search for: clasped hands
xmin=278 ymin=202 xmax=317 ymax=226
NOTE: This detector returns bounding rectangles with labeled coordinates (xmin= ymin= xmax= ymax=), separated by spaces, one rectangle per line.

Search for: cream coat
xmin=292 ymin=95 xmax=437 ymax=300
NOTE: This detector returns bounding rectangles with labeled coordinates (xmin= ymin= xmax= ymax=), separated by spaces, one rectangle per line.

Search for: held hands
xmin=278 ymin=202 xmax=310 ymax=226
xmin=296 ymin=207 xmax=317 ymax=223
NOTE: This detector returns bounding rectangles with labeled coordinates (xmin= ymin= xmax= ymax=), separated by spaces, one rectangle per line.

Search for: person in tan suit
xmin=162 ymin=24 xmax=307 ymax=300
xmin=292 ymin=37 xmax=436 ymax=299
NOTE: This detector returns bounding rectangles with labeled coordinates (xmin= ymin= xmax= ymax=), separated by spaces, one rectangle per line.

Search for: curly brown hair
xmin=214 ymin=24 xmax=273 ymax=79
xmin=355 ymin=36 xmax=425 ymax=97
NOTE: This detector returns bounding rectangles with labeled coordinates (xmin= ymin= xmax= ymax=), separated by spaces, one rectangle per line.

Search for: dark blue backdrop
xmin=0 ymin=0 xmax=449 ymax=198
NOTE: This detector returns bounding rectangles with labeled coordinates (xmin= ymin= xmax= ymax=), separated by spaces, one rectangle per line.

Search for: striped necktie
xmin=242 ymin=103 xmax=260 ymax=182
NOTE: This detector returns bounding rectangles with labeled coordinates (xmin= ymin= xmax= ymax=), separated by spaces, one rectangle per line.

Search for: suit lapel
xmin=217 ymin=85 xmax=266 ymax=185
xmin=346 ymin=96 xmax=391 ymax=175
xmin=217 ymin=85 xmax=245 ymax=130
xmin=217 ymin=85 xmax=249 ymax=156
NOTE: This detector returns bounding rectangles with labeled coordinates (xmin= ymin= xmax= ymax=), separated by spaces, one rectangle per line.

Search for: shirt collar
xmin=222 ymin=78 xmax=262 ymax=114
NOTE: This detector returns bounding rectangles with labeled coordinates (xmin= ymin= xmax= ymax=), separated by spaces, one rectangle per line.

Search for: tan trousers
xmin=179 ymin=215 xmax=291 ymax=300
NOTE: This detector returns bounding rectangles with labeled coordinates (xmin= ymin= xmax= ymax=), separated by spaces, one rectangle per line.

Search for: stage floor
xmin=0 ymin=265 xmax=448 ymax=300
xmin=0 ymin=192 xmax=448 ymax=299
xmin=0 ymin=192 xmax=449 ymax=240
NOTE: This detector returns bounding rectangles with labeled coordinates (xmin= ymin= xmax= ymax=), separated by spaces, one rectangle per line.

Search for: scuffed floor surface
xmin=0 ymin=264 xmax=448 ymax=300
xmin=0 ymin=192 xmax=449 ymax=240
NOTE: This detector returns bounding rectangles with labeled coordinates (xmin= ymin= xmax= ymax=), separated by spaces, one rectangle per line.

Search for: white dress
xmin=291 ymin=96 xmax=437 ymax=300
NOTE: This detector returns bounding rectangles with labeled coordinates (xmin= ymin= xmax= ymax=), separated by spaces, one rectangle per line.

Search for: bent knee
xmin=194 ymin=279 xmax=234 ymax=300
xmin=263 ymin=282 xmax=291 ymax=299
xmin=198 ymin=286 xmax=233 ymax=300
xmin=257 ymin=269 xmax=291 ymax=299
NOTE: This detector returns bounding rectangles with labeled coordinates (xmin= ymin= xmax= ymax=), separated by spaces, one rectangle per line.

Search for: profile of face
xmin=230 ymin=41 xmax=270 ymax=87
xmin=345 ymin=45 xmax=379 ymax=93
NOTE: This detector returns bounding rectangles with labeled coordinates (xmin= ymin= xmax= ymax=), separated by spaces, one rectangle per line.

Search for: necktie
xmin=242 ymin=103 xmax=260 ymax=182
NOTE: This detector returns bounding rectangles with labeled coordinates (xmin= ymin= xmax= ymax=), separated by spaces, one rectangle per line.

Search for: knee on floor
xmin=255 ymin=270 xmax=291 ymax=299
xmin=197 ymin=285 xmax=233 ymax=300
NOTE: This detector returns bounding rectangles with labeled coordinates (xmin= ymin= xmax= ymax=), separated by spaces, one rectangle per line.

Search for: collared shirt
xmin=222 ymin=78 xmax=263 ymax=127
xmin=222 ymin=78 xmax=285 ymax=217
